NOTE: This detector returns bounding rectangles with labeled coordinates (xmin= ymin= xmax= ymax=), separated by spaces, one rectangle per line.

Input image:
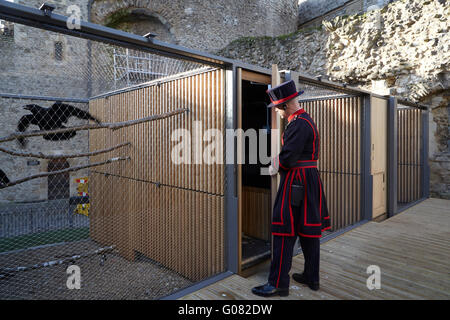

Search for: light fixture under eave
xmin=143 ymin=32 xmax=157 ymax=42
xmin=39 ymin=2 xmax=56 ymax=16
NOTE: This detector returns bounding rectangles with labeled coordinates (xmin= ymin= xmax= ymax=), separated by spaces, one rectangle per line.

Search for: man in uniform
xmin=252 ymin=80 xmax=331 ymax=297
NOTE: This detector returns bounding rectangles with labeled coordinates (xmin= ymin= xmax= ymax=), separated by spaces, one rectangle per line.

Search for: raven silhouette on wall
xmin=17 ymin=102 xmax=101 ymax=147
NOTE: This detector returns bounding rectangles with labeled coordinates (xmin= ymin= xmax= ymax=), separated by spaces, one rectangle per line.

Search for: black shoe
xmin=251 ymin=283 xmax=289 ymax=297
xmin=292 ymin=273 xmax=320 ymax=291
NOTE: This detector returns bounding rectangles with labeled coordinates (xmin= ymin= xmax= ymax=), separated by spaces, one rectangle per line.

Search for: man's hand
xmin=268 ymin=157 xmax=279 ymax=176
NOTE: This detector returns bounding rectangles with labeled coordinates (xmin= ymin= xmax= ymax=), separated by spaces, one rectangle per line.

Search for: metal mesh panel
xmin=297 ymin=79 xmax=363 ymax=231
xmin=297 ymin=79 xmax=353 ymax=101
xmin=0 ymin=20 xmax=225 ymax=299
xmin=397 ymin=104 xmax=423 ymax=206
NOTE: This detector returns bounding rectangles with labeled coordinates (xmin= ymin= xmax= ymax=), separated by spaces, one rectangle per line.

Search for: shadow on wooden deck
xmin=180 ymin=198 xmax=450 ymax=300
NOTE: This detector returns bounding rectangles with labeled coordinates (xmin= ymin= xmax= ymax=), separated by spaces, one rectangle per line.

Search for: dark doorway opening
xmin=241 ymin=80 xmax=272 ymax=270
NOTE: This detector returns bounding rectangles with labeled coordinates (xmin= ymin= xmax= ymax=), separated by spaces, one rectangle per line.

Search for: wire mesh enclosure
xmin=89 ymin=67 xmax=226 ymax=281
xmin=0 ymin=1 xmax=432 ymax=300
xmin=0 ymin=17 xmax=224 ymax=299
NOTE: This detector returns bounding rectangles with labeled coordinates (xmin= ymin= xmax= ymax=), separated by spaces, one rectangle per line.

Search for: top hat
xmin=266 ymin=80 xmax=304 ymax=108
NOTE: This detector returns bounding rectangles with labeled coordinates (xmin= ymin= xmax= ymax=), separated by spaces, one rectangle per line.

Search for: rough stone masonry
xmin=218 ymin=0 xmax=449 ymax=199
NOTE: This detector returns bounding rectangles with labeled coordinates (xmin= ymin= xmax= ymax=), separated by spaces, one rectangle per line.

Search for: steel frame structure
xmin=0 ymin=0 xmax=431 ymax=299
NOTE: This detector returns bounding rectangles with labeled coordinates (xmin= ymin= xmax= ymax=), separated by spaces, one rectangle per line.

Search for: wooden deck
xmin=180 ymin=198 xmax=450 ymax=300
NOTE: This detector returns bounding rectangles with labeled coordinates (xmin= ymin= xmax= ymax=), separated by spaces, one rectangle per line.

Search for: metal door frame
xmin=387 ymin=97 xmax=430 ymax=216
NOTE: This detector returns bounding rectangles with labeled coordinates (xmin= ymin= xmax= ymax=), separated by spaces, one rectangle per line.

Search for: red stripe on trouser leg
xmin=268 ymin=236 xmax=297 ymax=288
xmin=318 ymin=173 xmax=322 ymax=219
xmin=276 ymin=237 xmax=284 ymax=288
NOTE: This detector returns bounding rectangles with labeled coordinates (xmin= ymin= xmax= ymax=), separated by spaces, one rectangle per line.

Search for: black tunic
xmin=272 ymin=108 xmax=331 ymax=237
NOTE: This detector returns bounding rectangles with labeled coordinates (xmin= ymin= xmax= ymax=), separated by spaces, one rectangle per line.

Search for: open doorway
xmin=240 ymin=78 xmax=272 ymax=271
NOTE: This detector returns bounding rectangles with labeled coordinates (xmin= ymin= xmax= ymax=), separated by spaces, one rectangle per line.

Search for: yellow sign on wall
xmin=74 ymin=177 xmax=89 ymax=216
xmin=75 ymin=203 xmax=90 ymax=216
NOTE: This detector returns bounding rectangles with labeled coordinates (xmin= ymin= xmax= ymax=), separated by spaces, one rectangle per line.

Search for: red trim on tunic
xmin=299 ymin=117 xmax=317 ymax=160
xmin=287 ymin=108 xmax=306 ymax=122
xmin=273 ymin=171 xmax=291 ymax=225
xmin=302 ymin=168 xmax=321 ymax=227
xmin=272 ymin=232 xmax=295 ymax=236
xmin=287 ymin=170 xmax=295 ymax=235
xmin=276 ymin=237 xmax=285 ymax=288
xmin=278 ymin=156 xmax=289 ymax=170
xmin=298 ymin=232 xmax=322 ymax=238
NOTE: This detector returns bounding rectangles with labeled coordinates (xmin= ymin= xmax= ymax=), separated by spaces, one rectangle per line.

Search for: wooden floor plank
xmin=318 ymin=252 xmax=436 ymax=299
xmin=332 ymin=234 xmax=450 ymax=272
xmin=321 ymin=241 xmax=450 ymax=291
xmin=179 ymin=198 xmax=450 ymax=300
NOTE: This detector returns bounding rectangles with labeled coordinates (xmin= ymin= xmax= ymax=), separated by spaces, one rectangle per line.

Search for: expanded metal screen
xmin=297 ymin=79 xmax=363 ymax=231
xmin=89 ymin=68 xmax=226 ymax=282
xmin=0 ymin=19 xmax=225 ymax=299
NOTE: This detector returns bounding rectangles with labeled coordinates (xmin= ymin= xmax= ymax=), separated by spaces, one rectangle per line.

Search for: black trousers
xmin=268 ymin=235 xmax=320 ymax=289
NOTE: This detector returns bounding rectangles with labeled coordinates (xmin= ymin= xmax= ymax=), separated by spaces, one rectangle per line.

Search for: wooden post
xmin=270 ymin=65 xmax=281 ymax=214
xmin=236 ymin=68 xmax=243 ymax=274
xmin=270 ymin=65 xmax=281 ymax=262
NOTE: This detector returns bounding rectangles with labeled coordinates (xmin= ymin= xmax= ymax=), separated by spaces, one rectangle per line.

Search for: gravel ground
xmin=0 ymin=239 xmax=192 ymax=300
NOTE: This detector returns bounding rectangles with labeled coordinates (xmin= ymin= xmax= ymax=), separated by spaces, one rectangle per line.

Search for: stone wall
xmin=216 ymin=26 xmax=328 ymax=79
xmin=0 ymin=98 xmax=91 ymax=203
xmin=323 ymin=0 xmax=449 ymax=199
xmin=1 ymin=0 xmax=448 ymax=199
xmin=2 ymin=1 xmax=91 ymax=98
xmin=17 ymin=0 xmax=90 ymax=20
xmin=218 ymin=0 xmax=449 ymax=199
xmin=89 ymin=0 xmax=299 ymax=53
xmin=427 ymin=96 xmax=450 ymax=199
xmin=0 ymin=0 xmax=92 ymax=203
xmin=298 ymin=0 xmax=400 ymax=27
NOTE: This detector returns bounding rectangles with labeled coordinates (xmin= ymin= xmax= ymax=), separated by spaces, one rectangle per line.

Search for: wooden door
xmin=371 ymin=96 xmax=388 ymax=219
xmin=48 ymin=158 xmax=70 ymax=200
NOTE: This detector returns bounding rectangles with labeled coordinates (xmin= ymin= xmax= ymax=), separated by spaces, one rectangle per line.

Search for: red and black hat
xmin=266 ymin=80 xmax=304 ymax=108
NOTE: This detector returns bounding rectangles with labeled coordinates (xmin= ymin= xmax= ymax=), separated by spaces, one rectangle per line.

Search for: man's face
xmin=274 ymin=104 xmax=287 ymax=119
